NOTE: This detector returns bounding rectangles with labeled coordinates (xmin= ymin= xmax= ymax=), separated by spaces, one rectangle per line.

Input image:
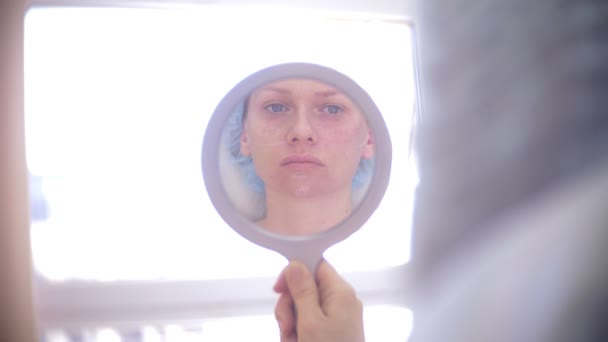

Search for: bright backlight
xmin=25 ymin=6 xmax=416 ymax=282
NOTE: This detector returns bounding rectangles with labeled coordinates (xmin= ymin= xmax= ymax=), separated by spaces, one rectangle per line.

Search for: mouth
xmin=280 ymin=155 xmax=325 ymax=167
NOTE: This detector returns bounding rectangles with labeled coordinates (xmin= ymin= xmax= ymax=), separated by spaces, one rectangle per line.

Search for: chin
xmin=290 ymin=184 xmax=316 ymax=198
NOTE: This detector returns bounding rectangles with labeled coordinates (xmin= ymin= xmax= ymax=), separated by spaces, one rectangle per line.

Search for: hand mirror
xmin=202 ymin=63 xmax=391 ymax=272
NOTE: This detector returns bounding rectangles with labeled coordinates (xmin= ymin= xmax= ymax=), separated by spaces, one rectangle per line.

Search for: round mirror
xmin=202 ymin=63 xmax=391 ymax=272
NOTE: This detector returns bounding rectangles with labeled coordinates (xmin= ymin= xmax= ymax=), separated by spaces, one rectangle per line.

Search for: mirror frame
xmin=202 ymin=63 xmax=392 ymax=271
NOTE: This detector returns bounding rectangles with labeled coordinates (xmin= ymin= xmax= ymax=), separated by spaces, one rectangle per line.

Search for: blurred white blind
xmin=25 ymin=6 xmax=417 ymax=282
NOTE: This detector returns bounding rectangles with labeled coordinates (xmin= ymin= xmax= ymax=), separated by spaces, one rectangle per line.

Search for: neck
xmin=260 ymin=189 xmax=353 ymax=236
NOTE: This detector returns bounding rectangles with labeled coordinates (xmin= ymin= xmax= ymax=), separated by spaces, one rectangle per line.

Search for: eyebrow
xmin=257 ymin=87 xmax=291 ymax=95
xmin=314 ymin=90 xmax=342 ymax=97
xmin=256 ymin=87 xmax=344 ymax=97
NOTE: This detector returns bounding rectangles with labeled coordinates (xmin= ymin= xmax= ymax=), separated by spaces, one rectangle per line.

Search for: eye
xmin=322 ymin=105 xmax=343 ymax=114
xmin=264 ymin=103 xmax=288 ymax=113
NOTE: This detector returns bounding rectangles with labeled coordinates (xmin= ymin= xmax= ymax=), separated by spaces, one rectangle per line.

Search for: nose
xmin=286 ymin=111 xmax=317 ymax=144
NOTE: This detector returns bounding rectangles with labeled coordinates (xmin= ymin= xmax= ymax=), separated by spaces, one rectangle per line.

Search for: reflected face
xmin=240 ymin=78 xmax=374 ymax=199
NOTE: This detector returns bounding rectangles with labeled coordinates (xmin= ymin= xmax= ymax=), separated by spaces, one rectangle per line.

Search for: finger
xmin=280 ymin=328 xmax=297 ymax=342
xmin=316 ymin=260 xmax=360 ymax=314
xmin=275 ymin=293 xmax=295 ymax=334
xmin=273 ymin=267 xmax=289 ymax=294
xmin=316 ymin=259 xmax=352 ymax=294
xmin=275 ymin=293 xmax=296 ymax=342
xmin=285 ymin=261 xmax=323 ymax=319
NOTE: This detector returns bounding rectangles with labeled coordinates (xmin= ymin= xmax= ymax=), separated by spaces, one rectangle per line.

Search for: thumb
xmin=285 ymin=261 xmax=322 ymax=318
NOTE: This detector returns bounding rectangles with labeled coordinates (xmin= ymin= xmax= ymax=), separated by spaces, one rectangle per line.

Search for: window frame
xmin=34 ymin=265 xmax=411 ymax=331
xmin=24 ymin=0 xmax=421 ymax=337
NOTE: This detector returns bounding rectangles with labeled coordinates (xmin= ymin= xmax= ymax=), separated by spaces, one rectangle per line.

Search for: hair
xmin=224 ymin=96 xmax=375 ymax=194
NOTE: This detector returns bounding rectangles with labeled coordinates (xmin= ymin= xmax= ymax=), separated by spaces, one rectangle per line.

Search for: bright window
xmin=25 ymin=6 xmax=416 ymax=282
xmin=25 ymin=4 xmax=416 ymax=341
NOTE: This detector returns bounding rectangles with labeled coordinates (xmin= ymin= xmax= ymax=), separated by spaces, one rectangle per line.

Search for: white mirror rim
xmin=202 ymin=63 xmax=392 ymax=267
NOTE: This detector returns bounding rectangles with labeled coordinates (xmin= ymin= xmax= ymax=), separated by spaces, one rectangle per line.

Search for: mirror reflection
xmin=220 ymin=78 xmax=375 ymax=236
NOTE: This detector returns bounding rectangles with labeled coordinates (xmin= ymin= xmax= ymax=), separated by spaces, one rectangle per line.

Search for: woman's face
xmin=240 ymin=78 xmax=374 ymax=199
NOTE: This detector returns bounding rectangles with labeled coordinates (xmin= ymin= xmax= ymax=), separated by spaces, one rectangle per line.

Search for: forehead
xmin=251 ymin=78 xmax=345 ymax=98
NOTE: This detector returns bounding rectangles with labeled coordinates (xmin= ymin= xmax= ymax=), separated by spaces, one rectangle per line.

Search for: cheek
xmin=320 ymin=124 xmax=368 ymax=152
xmin=248 ymin=120 xmax=286 ymax=145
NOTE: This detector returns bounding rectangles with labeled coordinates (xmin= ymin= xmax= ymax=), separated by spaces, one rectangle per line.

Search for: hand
xmin=273 ymin=260 xmax=365 ymax=342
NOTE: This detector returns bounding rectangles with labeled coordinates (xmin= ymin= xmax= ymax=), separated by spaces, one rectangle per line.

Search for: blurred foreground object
xmin=412 ymin=0 xmax=608 ymax=341
xmin=0 ymin=0 xmax=38 ymax=341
